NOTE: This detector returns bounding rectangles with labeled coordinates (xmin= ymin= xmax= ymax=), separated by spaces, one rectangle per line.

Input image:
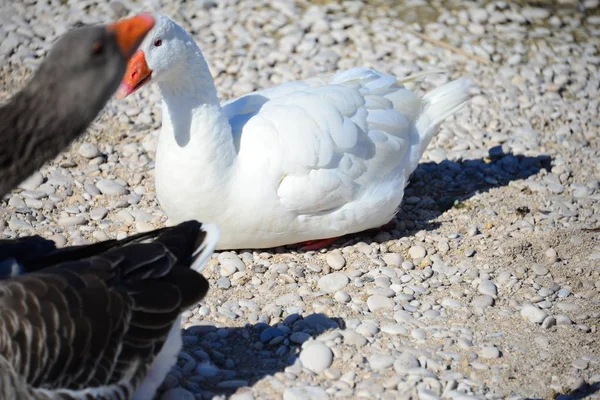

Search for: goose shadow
xmin=159 ymin=313 xmax=345 ymax=398
xmin=282 ymin=149 xmax=552 ymax=250
xmin=526 ymin=380 xmax=600 ymax=400
xmin=391 ymin=150 xmax=552 ymax=236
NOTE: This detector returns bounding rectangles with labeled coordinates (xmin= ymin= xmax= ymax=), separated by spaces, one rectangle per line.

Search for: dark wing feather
xmin=0 ymin=221 xmax=218 ymax=399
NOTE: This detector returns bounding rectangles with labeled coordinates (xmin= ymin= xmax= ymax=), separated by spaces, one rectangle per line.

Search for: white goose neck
xmin=156 ymin=48 xmax=227 ymax=148
xmin=158 ymin=48 xmax=219 ymax=107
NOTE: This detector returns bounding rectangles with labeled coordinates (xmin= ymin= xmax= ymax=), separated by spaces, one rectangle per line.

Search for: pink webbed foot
xmin=294 ymin=237 xmax=343 ymax=251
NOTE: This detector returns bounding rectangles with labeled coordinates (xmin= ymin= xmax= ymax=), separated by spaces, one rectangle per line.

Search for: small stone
xmin=230 ymin=392 xmax=255 ymax=400
xmin=572 ymin=359 xmax=589 ymax=370
xmin=343 ymin=330 xmax=368 ymax=347
xmin=367 ymin=295 xmax=394 ymax=312
xmin=472 ymin=295 xmax=494 ymax=309
xmin=542 ymin=316 xmax=556 ymax=329
xmin=218 ymin=252 xmax=246 ymax=272
xmin=383 ymin=253 xmax=403 ymax=266
xmin=556 ymin=302 xmax=580 ymax=312
xmin=355 ymin=322 xmax=379 ymax=337
xmin=299 ymin=342 xmax=333 ymax=373
xmin=411 ymin=328 xmax=427 ymax=340
xmin=220 ymin=264 xmax=237 ymax=277
xmin=556 ymin=314 xmax=573 ymax=325
xmin=78 ymin=143 xmax=101 ymax=159
xmin=478 ymin=280 xmax=498 ymax=297
xmin=507 ymin=54 xmax=522 ymax=65
xmin=381 ymin=324 xmax=408 ymax=335
xmin=369 ymin=353 xmax=396 ymax=370
xmin=160 ymin=388 xmax=195 ymax=400
xmin=522 ymin=7 xmax=550 ymax=20
xmin=18 ymin=171 xmax=44 ymax=190
xmin=49 ymin=234 xmax=67 ymax=247
xmin=216 ymin=380 xmax=249 ymax=389
xmin=326 ymin=251 xmax=346 ymax=270
xmin=458 ymin=338 xmax=473 ymax=349
xmin=531 ymin=264 xmax=549 ymax=276
xmin=334 ymin=291 xmax=351 ymax=303
xmin=409 ymin=245 xmax=426 ymax=259
xmin=217 ymin=277 xmax=231 ymax=289
xmin=520 ymin=304 xmax=548 ymax=324
xmin=318 ymin=272 xmax=349 ymax=293
xmin=545 ymin=248 xmax=558 ymax=262
xmin=115 ymin=210 xmax=134 ymax=222
xmin=276 ymin=293 xmax=302 ymax=306
xmin=324 ymin=368 xmax=341 ymax=380
xmin=569 ymin=377 xmax=587 ymax=392
xmin=260 ymin=327 xmax=284 ymax=343
xmin=90 ymin=207 xmax=108 ymax=221
xmin=480 ymin=346 xmax=501 ymax=359
xmin=96 ymin=179 xmax=128 ymax=195
xmin=394 ymin=353 xmax=420 ymax=373
xmin=58 ymin=216 xmax=86 ymax=227
xmin=442 ymin=298 xmax=463 ymax=309
xmin=283 ymin=386 xmax=328 ymax=400
xmin=290 ymin=332 xmax=311 ymax=344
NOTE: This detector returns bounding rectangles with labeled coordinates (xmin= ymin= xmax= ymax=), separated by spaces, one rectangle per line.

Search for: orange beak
xmin=107 ymin=13 xmax=155 ymax=59
xmin=115 ymin=50 xmax=152 ymax=99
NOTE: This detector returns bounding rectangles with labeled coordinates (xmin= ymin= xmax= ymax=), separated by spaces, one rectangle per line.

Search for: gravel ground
xmin=1 ymin=0 xmax=600 ymax=399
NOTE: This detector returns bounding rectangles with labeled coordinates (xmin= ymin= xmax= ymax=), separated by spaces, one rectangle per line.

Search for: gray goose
xmin=0 ymin=14 xmax=220 ymax=400
xmin=0 ymin=13 xmax=153 ymax=198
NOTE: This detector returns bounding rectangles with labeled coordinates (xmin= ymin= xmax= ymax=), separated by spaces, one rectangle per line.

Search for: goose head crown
xmin=116 ymin=13 xmax=218 ymax=103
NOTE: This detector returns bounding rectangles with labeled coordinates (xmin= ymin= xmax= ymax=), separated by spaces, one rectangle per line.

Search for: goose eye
xmin=154 ymin=39 xmax=162 ymax=47
xmin=92 ymin=41 xmax=104 ymax=55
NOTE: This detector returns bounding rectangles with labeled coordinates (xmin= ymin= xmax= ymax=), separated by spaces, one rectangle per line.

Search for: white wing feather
xmin=224 ymin=67 xmax=472 ymax=217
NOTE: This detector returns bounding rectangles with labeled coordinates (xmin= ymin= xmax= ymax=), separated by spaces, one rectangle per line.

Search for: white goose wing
xmin=226 ymin=67 xmax=425 ymax=216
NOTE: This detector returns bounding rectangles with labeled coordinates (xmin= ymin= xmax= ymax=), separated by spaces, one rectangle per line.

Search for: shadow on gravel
xmin=394 ymin=150 xmax=553 ymax=234
xmin=167 ymin=313 xmax=345 ymax=397
xmin=523 ymin=380 xmax=600 ymax=400
xmin=283 ymin=150 xmax=552 ymax=251
xmin=552 ymin=381 xmax=600 ymax=400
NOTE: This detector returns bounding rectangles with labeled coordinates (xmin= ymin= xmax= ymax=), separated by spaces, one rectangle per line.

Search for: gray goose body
xmin=0 ymin=13 xmax=220 ymax=399
xmin=0 ymin=221 xmax=218 ymax=400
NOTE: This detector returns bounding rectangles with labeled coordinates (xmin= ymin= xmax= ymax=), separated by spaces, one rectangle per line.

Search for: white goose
xmin=116 ymin=13 xmax=473 ymax=250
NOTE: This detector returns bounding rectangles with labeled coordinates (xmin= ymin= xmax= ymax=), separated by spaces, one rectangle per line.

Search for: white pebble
xmin=334 ymin=291 xmax=351 ymax=303
xmin=220 ymin=264 xmax=237 ymax=277
xmin=283 ymin=386 xmax=328 ymax=400
xmin=367 ymin=295 xmax=394 ymax=312
xmin=383 ymin=253 xmax=403 ymax=266
xmin=479 ymin=346 xmax=501 ymax=359
xmin=57 ymin=216 xmax=86 ymax=227
xmin=369 ymin=353 xmax=395 ymax=370
xmin=318 ymin=272 xmax=349 ymax=293
xmin=90 ymin=207 xmax=108 ymax=221
xmin=326 ymin=251 xmax=346 ymax=270
xmin=520 ymin=304 xmax=548 ymax=324
xmin=342 ymin=330 xmax=368 ymax=347
xmin=96 ymin=179 xmax=128 ymax=195
xmin=381 ymin=324 xmax=408 ymax=335
xmin=409 ymin=245 xmax=427 ymax=259
xmin=299 ymin=342 xmax=333 ymax=373
xmin=218 ymin=252 xmax=246 ymax=272
xmin=478 ymin=280 xmax=498 ymax=297
xmin=78 ymin=143 xmax=101 ymax=159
